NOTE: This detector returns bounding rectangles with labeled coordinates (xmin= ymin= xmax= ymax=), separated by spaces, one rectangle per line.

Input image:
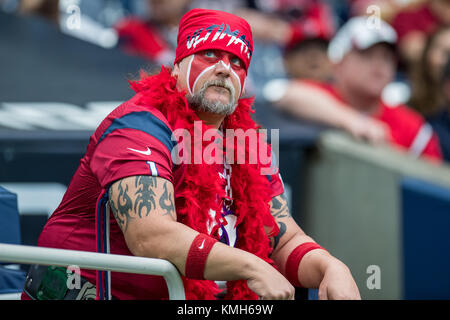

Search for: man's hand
xmin=341 ymin=113 xmax=391 ymax=145
xmin=317 ymin=258 xmax=361 ymax=300
xmin=245 ymin=258 xmax=295 ymax=300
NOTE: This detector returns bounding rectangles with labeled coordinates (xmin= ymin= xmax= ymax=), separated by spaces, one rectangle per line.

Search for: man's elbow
xmin=124 ymin=224 xmax=172 ymax=260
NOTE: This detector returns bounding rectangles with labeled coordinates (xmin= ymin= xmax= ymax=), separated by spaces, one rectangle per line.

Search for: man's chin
xmin=204 ymin=90 xmax=232 ymax=105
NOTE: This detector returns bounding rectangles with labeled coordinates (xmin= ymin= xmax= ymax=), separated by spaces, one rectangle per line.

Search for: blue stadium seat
xmin=0 ymin=186 xmax=26 ymax=297
xmin=0 ymin=186 xmax=21 ymax=245
xmin=401 ymin=177 xmax=450 ymax=299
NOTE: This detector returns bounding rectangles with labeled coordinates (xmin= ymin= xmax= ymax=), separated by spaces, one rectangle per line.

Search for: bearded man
xmin=21 ymin=8 xmax=360 ymax=300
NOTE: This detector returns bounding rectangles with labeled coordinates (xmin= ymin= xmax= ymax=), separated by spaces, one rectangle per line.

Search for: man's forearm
xmin=268 ymin=194 xmax=360 ymax=299
xmin=275 ymin=82 xmax=357 ymax=131
xmin=276 ymin=236 xmax=355 ymax=290
xmin=271 ymin=232 xmax=344 ymax=288
xmin=129 ymin=216 xmax=265 ymax=282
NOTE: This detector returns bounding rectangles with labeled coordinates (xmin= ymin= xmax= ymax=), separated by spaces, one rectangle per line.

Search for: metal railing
xmin=0 ymin=243 xmax=185 ymax=300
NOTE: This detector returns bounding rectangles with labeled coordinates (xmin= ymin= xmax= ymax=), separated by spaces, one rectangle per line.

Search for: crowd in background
xmin=1 ymin=0 xmax=449 ymax=162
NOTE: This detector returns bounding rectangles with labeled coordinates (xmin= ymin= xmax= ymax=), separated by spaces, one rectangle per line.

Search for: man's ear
xmin=172 ymin=63 xmax=180 ymax=78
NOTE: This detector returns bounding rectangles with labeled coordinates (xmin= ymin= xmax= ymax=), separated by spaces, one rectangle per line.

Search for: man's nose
xmin=213 ymin=57 xmax=231 ymax=77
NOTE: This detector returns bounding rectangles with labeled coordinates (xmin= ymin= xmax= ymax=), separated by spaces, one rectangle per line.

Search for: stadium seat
xmin=0 ymin=186 xmax=26 ymax=299
xmin=401 ymin=177 xmax=450 ymax=299
xmin=0 ymin=186 xmax=21 ymax=245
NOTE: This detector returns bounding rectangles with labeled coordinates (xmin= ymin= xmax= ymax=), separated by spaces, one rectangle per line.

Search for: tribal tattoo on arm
xmin=109 ymin=176 xmax=176 ymax=233
xmin=269 ymin=193 xmax=292 ymax=250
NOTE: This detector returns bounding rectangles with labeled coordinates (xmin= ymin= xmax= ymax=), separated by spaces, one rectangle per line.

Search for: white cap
xmin=328 ymin=16 xmax=397 ymax=64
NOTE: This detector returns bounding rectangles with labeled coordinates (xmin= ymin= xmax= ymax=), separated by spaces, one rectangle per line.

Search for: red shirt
xmin=301 ymin=80 xmax=443 ymax=161
xmin=30 ymin=94 xmax=284 ymax=300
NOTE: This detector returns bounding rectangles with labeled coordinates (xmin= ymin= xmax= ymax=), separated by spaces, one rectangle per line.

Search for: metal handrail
xmin=0 ymin=243 xmax=185 ymax=300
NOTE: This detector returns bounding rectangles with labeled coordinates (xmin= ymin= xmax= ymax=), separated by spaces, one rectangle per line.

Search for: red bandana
xmin=174 ymin=8 xmax=254 ymax=72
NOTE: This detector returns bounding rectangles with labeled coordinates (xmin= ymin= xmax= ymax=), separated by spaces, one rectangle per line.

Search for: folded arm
xmin=108 ymin=175 xmax=294 ymax=299
xmin=269 ymin=80 xmax=389 ymax=145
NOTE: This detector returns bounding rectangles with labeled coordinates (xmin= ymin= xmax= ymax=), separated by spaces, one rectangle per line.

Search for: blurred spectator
xmin=283 ymin=38 xmax=332 ymax=82
xmin=264 ymin=16 xmax=443 ymax=162
xmin=391 ymin=0 xmax=450 ymax=65
xmin=280 ymin=1 xmax=335 ymax=82
xmin=409 ymin=26 xmax=450 ymax=116
xmin=236 ymin=0 xmax=335 ymax=50
xmin=18 ymin=0 xmax=58 ymax=22
xmin=427 ymin=55 xmax=450 ymax=161
xmin=114 ymin=0 xmax=192 ymax=65
xmin=235 ymin=0 xmax=336 ymax=97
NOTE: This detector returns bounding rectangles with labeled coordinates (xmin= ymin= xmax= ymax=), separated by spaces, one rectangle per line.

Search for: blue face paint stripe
xmin=98 ymin=111 xmax=176 ymax=153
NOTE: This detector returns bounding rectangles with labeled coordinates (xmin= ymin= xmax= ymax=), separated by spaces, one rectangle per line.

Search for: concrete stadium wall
xmin=300 ymin=131 xmax=450 ymax=300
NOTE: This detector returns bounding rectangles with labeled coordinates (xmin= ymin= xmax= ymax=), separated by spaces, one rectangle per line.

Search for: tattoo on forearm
xmin=270 ymin=193 xmax=290 ymax=219
xmin=109 ymin=176 xmax=176 ymax=233
xmin=269 ymin=193 xmax=291 ymax=250
xmin=273 ymin=221 xmax=286 ymax=249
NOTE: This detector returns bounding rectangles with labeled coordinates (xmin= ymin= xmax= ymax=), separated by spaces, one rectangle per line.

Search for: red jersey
xmin=30 ymin=93 xmax=284 ymax=300
xmin=301 ymin=80 xmax=443 ymax=161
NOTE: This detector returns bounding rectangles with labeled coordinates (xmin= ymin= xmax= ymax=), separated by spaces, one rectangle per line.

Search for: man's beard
xmin=187 ymin=79 xmax=237 ymax=116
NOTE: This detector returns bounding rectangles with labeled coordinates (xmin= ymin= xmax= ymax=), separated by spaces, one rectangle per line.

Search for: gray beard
xmin=187 ymin=79 xmax=237 ymax=116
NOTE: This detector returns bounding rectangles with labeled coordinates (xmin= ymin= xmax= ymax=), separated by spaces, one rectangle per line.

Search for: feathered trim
xmin=129 ymin=67 xmax=279 ymax=300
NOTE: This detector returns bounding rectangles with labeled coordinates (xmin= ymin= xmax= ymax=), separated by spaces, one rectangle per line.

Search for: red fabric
xmin=391 ymin=4 xmax=439 ymax=43
xmin=91 ymin=129 xmax=174 ymax=187
xmin=21 ymin=291 xmax=32 ymax=300
xmin=299 ymin=80 xmax=443 ymax=162
xmin=185 ymin=234 xmax=218 ymax=279
xmin=286 ymin=242 xmax=324 ymax=287
xmin=174 ymin=8 xmax=253 ymax=72
xmin=115 ymin=17 xmax=172 ymax=62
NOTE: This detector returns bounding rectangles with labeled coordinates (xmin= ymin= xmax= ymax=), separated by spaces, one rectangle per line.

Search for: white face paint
xmin=185 ymin=51 xmax=246 ymax=102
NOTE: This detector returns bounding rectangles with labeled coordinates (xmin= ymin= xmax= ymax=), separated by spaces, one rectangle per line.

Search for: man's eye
xmin=204 ymin=51 xmax=216 ymax=58
xmin=231 ymin=57 xmax=242 ymax=67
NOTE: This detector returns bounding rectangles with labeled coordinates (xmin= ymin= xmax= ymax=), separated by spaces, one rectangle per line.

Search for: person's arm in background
xmin=109 ymin=175 xmax=295 ymax=300
xmin=268 ymin=193 xmax=361 ymax=300
xmin=234 ymin=8 xmax=291 ymax=45
xmin=264 ymin=79 xmax=390 ymax=145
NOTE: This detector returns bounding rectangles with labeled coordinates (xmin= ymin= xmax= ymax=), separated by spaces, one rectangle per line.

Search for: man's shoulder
xmin=110 ymin=95 xmax=171 ymax=129
xmin=89 ymin=95 xmax=173 ymax=149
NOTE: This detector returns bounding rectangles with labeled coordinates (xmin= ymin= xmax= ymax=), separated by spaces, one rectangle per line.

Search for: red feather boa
xmin=130 ymin=67 xmax=279 ymax=300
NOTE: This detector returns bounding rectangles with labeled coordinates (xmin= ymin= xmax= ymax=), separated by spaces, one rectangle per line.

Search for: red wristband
xmin=285 ymin=242 xmax=325 ymax=287
xmin=185 ymin=234 xmax=218 ymax=279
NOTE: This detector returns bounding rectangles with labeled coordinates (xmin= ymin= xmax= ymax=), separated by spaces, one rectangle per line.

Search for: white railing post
xmin=0 ymin=243 xmax=185 ymax=300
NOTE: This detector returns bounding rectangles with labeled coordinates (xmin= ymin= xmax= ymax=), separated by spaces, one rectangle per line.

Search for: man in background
xmin=265 ymin=16 xmax=442 ymax=162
